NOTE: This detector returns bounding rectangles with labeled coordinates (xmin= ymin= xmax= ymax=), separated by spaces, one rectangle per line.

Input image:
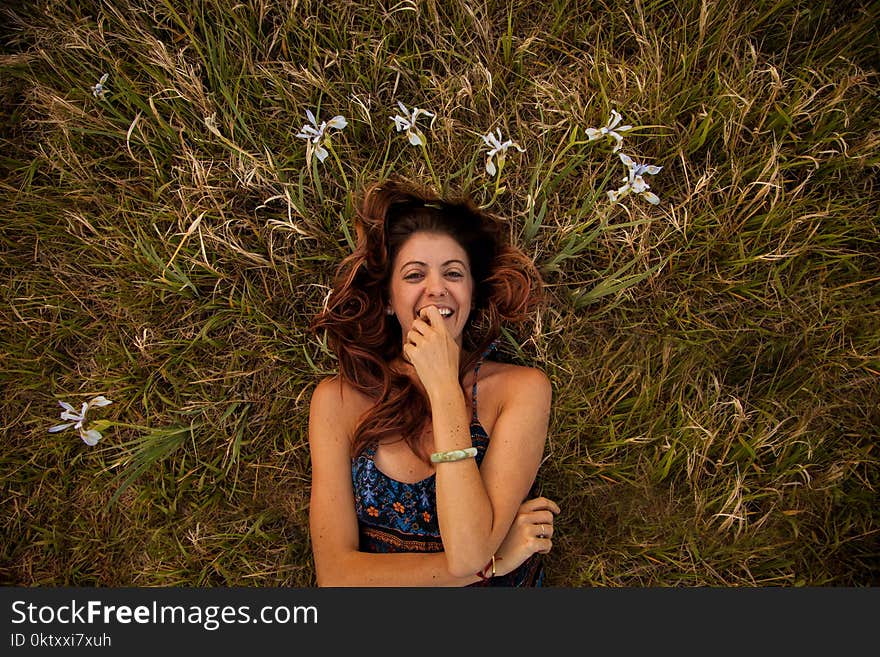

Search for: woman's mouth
xmin=417 ymin=305 xmax=455 ymax=319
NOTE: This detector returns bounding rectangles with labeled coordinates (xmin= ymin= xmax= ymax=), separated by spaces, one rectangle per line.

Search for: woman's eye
xmin=446 ymin=271 xmax=463 ymax=279
xmin=404 ymin=272 xmax=423 ymax=281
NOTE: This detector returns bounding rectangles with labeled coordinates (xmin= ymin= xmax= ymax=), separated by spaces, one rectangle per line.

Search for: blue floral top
xmin=351 ymin=343 xmax=544 ymax=586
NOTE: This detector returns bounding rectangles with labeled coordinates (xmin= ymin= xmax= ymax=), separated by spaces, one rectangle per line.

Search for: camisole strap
xmin=471 ymin=340 xmax=498 ymax=423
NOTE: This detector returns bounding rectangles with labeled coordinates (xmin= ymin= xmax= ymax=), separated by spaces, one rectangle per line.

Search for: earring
xmin=386 ymin=307 xmax=394 ymax=316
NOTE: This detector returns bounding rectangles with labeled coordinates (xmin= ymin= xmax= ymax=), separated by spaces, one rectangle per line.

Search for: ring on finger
xmin=540 ymin=524 xmax=547 ymax=538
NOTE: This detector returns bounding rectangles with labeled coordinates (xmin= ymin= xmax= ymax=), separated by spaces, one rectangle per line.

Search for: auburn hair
xmin=311 ymin=178 xmax=544 ymax=460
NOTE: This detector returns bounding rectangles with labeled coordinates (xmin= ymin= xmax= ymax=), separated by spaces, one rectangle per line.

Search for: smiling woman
xmin=308 ymin=179 xmax=560 ymax=587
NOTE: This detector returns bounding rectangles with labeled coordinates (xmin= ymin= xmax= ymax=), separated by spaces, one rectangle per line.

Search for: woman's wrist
xmin=491 ymin=552 xmax=513 ymax=577
xmin=476 ymin=554 xmax=512 ymax=580
xmin=425 ymin=381 xmax=468 ymax=427
xmin=429 ymin=390 xmax=470 ymax=450
xmin=425 ymin=376 xmax=465 ymax=406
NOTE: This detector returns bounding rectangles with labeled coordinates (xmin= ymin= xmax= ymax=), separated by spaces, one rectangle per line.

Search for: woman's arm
xmin=404 ymin=307 xmax=553 ymax=576
xmin=431 ymin=365 xmax=552 ymax=576
xmin=308 ymin=376 xmax=487 ymax=586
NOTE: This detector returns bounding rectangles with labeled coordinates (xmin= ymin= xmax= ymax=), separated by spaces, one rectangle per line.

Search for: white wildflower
xmin=48 ymin=395 xmax=113 ymax=446
xmin=91 ymin=73 xmax=109 ymax=99
xmin=607 ymin=152 xmax=662 ymax=205
xmin=586 ymin=109 xmax=632 ymax=152
xmin=296 ymin=109 xmax=347 ymax=163
xmin=481 ymin=128 xmax=525 ymax=176
xmin=390 ymin=100 xmax=435 ymax=146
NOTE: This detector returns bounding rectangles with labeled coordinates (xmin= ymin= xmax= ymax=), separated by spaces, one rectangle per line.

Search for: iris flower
xmin=91 ymin=73 xmax=109 ymax=99
xmin=48 ymin=396 xmax=113 ymax=446
xmin=390 ymin=101 xmax=435 ymax=146
xmin=586 ymin=109 xmax=632 ymax=153
xmin=481 ymin=128 xmax=525 ymax=176
xmin=295 ymin=109 xmax=347 ymax=163
xmin=607 ymin=153 xmax=662 ymax=205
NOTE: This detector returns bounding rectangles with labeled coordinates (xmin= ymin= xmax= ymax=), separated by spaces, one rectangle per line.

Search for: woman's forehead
xmin=394 ymin=231 xmax=469 ymax=265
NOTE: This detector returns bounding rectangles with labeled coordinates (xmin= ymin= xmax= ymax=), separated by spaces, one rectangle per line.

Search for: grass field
xmin=1 ymin=0 xmax=878 ymax=586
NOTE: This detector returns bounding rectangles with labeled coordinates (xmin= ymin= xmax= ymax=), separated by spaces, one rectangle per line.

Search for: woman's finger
xmin=533 ymin=521 xmax=553 ymax=538
xmin=419 ymin=305 xmax=446 ymax=332
xmin=405 ymin=328 xmax=424 ymax=347
xmin=409 ymin=317 xmax=429 ymax=336
xmin=524 ymin=509 xmax=556 ymax=526
xmin=520 ymin=496 xmax=560 ymax=515
xmin=402 ymin=343 xmax=413 ymax=362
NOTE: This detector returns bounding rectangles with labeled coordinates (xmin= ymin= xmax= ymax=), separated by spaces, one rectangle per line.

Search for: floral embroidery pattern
xmin=352 ymin=423 xmax=489 ymax=546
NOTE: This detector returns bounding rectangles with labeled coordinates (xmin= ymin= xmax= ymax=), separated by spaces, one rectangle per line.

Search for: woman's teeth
xmin=418 ymin=306 xmax=454 ymax=318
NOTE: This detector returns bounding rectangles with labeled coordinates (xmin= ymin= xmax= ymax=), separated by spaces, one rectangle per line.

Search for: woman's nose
xmin=424 ymin=273 xmax=447 ymax=297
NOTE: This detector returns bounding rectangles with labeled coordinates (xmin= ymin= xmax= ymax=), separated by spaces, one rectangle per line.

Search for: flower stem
xmin=420 ymin=142 xmax=442 ymax=193
xmin=326 ymin=141 xmax=350 ymax=193
xmin=481 ymin=160 xmax=505 ymax=209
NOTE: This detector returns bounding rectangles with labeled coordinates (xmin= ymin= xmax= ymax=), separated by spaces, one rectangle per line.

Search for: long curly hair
xmin=311 ymin=179 xmax=544 ymax=460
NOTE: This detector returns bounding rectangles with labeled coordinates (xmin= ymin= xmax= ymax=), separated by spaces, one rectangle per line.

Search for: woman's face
xmin=388 ymin=231 xmax=475 ymax=347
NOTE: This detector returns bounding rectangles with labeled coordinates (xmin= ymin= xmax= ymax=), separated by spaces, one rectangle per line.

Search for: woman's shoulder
xmin=478 ymin=361 xmax=552 ymax=404
xmin=481 ymin=360 xmax=550 ymax=385
xmin=310 ymin=375 xmax=375 ymax=419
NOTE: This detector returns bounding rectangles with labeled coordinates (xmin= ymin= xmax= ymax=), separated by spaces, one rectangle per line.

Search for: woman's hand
xmin=494 ymin=496 xmax=560 ymax=577
xmin=402 ymin=305 xmax=461 ymax=399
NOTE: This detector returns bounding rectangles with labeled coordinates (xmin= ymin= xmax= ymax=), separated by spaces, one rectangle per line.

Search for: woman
xmin=308 ymin=179 xmax=559 ymax=586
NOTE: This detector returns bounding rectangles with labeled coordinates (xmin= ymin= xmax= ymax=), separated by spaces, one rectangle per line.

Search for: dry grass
xmin=1 ymin=0 xmax=878 ymax=586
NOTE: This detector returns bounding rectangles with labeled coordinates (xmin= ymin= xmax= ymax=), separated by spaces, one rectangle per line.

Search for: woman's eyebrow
xmin=399 ymin=259 xmax=468 ymax=270
xmin=399 ymin=260 xmax=427 ymax=271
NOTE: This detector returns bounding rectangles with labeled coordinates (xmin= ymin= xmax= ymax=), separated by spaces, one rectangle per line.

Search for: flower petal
xmin=314 ymin=145 xmax=329 ymax=162
xmin=485 ymin=157 xmax=496 ymax=176
xmin=59 ymin=401 xmax=76 ymax=412
xmin=48 ymin=423 xmax=74 ymax=433
xmin=80 ymin=428 xmax=102 ymax=446
xmin=641 ymin=191 xmax=661 ymax=205
xmin=407 ymin=129 xmax=424 ymax=146
xmin=89 ymin=395 xmax=112 ymax=407
xmin=618 ymin=152 xmax=635 ymax=168
xmin=326 ymin=115 xmax=347 ymax=130
xmin=306 ymin=109 xmax=317 ymax=127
